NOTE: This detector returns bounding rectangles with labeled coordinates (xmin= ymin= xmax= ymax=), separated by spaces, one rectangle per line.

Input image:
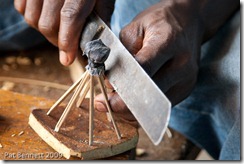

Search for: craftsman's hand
xmin=14 ymin=0 xmax=115 ymax=66
xmin=95 ymin=0 xmax=203 ymax=124
xmin=95 ymin=0 xmax=239 ymax=125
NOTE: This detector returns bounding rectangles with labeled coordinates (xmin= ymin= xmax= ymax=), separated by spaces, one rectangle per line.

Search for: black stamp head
xmin=83 ymin=39 xmax=110 ymax=64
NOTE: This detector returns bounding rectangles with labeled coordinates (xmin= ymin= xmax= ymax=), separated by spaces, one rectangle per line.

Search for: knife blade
xmin=80 ymin=13 xmax=171 ymax=145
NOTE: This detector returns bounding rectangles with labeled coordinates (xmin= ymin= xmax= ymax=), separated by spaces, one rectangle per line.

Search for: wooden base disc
xmin=29 ymin=99 xmax=138 ymax=160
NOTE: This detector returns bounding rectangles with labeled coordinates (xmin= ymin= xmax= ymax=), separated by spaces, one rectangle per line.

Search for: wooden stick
xmin=54 ymin=72 xmax=90 ymax=132
xmin=47 ymin=71 xmax=88 ymax=115
xmin=89 ymin=75 xmax=94 ymax=146
xmin=97 ymin=75 xmax=121 ymax=140
xmin=0 ymin=76 xmax=69 ymax=90
xmin=76 ymin=78 xmax=91 ymax=108
xmin=166 ymin=127 xmax=172 ymax=138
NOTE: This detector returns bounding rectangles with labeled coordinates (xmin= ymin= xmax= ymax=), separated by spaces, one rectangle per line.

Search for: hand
xmin=95 ymin=0 xmax=204 ymax=123
xmin=14 ymin=0 xmax=115 ymax=66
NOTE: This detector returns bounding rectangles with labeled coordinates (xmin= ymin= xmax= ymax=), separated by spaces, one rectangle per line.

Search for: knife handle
xmin=80 ymin=12 xmax=105 ymax=51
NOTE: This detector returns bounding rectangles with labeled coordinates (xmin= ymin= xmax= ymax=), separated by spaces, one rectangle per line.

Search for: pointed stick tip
xmin=54 ymin=127 xmax=60 ymax=132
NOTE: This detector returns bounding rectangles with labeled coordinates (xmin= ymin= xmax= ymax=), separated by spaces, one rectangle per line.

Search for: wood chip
xmin=2 ymin=64 xmax=10 ymax=71
xmin=5 ymin=56 xmax=16 ymax=64
xmin=43 ymin=86 xmax=50 ymax=92
xmin=18 ymin=131 xmax=24 ymax=136
xmin=0 ymin=143 xmax=3 ymax=148
xmin=11 ymin=134 xmax=16 ymax=137
xmin=106 ymin=112 xmax=111 ymax=122
xmin=10 ymin=63 xmax=18 ymax=69
xmin=1 ymin=81 xmax=15 ymax=91
xmin=16 ymin=57 xmax=31 ymax=65
xmin=136 ymin=148 xmax=147 ymax=157
xmin=34 ymin=57 xmax=42 ymax=66
xmin=166 ymin=128 xmax=173 ymax=138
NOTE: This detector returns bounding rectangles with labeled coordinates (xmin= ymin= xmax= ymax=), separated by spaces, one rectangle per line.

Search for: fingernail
xmin=95 ymin=101 xmax=107 ymax=112
xmin=59 ymin=50 xmax=69 ymax=66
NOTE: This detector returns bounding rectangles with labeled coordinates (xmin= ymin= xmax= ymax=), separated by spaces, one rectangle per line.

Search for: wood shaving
xmin=106 ymin=113 xmax=111 ymax=122
xmin=0 ymin=143 xmax=3 ymax=148
xmin=18 ymin=131 xmax=24 ymax=136
xmin=166 ymin=128 xmax=173 ymax=138
xmin=136 ymin=148 xmax=146 ymax=157
xmin=0 ymin=76 xmax=69 ymax=90
xmin=43 ymin=86 xmax=50 ymax=92
xmin=1 ymin=81 xmax=15 ymax=91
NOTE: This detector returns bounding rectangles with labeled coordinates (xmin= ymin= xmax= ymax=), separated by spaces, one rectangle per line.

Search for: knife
xmin=80 ymin=13 xmax=171 ymax=146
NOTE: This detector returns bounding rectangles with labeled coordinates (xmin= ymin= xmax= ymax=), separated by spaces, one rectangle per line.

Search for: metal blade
xmin=80 ymin=13 xmax=171 ymax=145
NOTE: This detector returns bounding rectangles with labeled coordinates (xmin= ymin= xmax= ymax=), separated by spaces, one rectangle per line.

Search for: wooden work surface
xmin=0 ymin=44 xmax=201 ymax=160
xmin=0 ymin=90 xmax=136 ymax=160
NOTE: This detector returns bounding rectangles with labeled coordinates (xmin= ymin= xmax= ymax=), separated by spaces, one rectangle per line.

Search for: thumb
xmin=94 ymin=92 xmax=138 ymax=127
xmin=94 ymin=92 xmax=128 ymax=113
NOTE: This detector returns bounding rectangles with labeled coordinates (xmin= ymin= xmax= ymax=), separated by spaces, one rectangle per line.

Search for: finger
xmin=58 ymin=0 xmax=95 ymax=66
xmin=119 ymin=22 xmax=144 ymax=55
xmin=14 ymin=0 xmax=26 ymax=14
xmin=95 ymin=92 xmax=138 ymax=128
xmin=38 ymin=0 xmax=64 ymax=47
xmin=94 ymin=0 xmax=115 ymax=26
xmin=120 ymin=23 xmax=170 ymax=76
xmin=120 ymin=20 xmax=175 ymax=77
xmin=24 ymin=0 xmax=43 ymax=28
xmin=134 ymin=26 xmax=175 ymax=77
xmin=94 ymin=92 xmax=136 ymax=121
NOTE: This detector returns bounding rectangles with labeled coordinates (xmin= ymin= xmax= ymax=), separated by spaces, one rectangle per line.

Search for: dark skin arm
xmin=94 ymin=0 xmax=240 ymax=124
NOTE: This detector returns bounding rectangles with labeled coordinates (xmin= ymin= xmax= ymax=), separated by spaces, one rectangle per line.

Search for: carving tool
xmin=79 ymin=13 xmax=172 ymax=145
